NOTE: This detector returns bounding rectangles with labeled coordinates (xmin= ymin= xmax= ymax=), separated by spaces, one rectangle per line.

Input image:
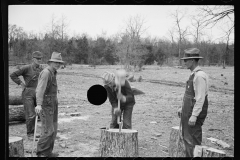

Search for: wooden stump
xmin=194 ymin=145 xmax=226 ymax=157
xmin=9 ymin=137 xmax=24 ymax=157
xmin=168 ymin=126 xmax=186 ymax=157
xmin=9 ymin=105 xmax=25 ymax=122
xmin=99 ymin=128 xmax=138 ymax=157
xmin=9 ymin=95 xmax=23 ymax=105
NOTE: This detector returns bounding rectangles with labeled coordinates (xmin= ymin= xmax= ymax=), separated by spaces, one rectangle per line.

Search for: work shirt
xmin=190 ymin=66 xmax=209 ymax=117
xmin=104 ymin=80 xmax=135 ymax=108
xmin=10 ymin=64 xmax=43 ymax=88
xmin=36 ymin=66 xmax=57 ymax=106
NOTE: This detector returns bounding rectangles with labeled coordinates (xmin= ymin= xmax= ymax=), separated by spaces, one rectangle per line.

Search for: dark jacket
xmin=104 ymin=80 xmax=135 ymax=108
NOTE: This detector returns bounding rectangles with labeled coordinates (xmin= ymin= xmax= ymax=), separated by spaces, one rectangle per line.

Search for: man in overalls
xmin=35 ymin=52 xmax=64 ymax=157
xmin=177 ymin=48 xmax=209 ymax=157
xmin=10 ymin=51 xmax=44 ymax=140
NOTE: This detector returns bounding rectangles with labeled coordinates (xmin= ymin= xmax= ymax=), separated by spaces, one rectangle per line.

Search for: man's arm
xmin=10 ymin=66 xmax=27 ymax=85
xmin=36 ymin=70 xmax=49 ymax=106
xmin=123 ymin=80 xmax=134 ymax=104
xmin=192 ymin=75 xmax=207 ymax=117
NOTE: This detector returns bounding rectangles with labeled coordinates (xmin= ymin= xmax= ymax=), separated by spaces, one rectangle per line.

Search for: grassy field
xmin=9 ymin=64 xmax=234 ymax=157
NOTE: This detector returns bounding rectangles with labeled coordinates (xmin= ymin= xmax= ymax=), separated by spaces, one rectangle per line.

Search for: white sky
xmin=9 ymin=5 xmax=234 ymax=43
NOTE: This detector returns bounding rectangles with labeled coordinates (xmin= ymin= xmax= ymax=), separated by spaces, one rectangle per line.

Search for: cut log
xmin=9 ymin=137 xmax=24 ymax=157
xmin=9 ymin=105 xmax=25 ymax=122
xmin=9 ymin=95 xmax=23 ymax=105
xmin=168 ymin=126 xmax=186 ymax=157
xmin=99 ymin=128 xmax=138 ymax=157
xmin=194 ymin=145 xmax=226 ymax=157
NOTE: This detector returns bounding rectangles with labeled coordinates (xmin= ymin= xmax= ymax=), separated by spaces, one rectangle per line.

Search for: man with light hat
xmin=35 ymin=52 xmax=64 ymax=157
xmin=177 ymin=48 xmax=209 ymax=157
xmin=101 ymin=70 xmax=135 ymax=129
xmin=10 ymin=51 xmax=44 ymax=140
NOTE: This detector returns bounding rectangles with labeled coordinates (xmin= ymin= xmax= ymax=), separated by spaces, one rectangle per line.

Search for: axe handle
xmin=117 ymin=84 xmax=122 ymax=132
xmin=31 ymin=114 xmax=38 ymax=157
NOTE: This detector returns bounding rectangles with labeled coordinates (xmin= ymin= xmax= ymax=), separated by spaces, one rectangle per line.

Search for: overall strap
xmin=45 ymin=68 xmax=54 ymax=94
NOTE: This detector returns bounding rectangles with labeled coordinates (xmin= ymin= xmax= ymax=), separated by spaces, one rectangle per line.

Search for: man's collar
xmin=47 ymin=66 xmax=57 ymax=74
xmin=191 ymin=66 xmax=201 ymax=75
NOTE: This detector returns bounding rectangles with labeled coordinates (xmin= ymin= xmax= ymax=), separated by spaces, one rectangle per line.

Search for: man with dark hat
xmin=35 ymin=52 xmax=64 ymax=157
xmin=10 ymin=51 xmax=44 ymax=140
xmin=177 ymin=48 xmax=209 ymax=157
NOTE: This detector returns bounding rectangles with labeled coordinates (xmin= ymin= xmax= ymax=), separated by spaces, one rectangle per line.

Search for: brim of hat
xmin=181 ymin=57 xmax=203 ymax=60
xmin=48 ymin=59 xmax=64 ymax=63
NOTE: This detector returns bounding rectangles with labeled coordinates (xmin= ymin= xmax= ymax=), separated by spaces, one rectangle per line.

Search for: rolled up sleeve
xmin=36 ymin=70 xmax=49 ymax=106
xmin=10 ymin=67 xmax=26 ymax=85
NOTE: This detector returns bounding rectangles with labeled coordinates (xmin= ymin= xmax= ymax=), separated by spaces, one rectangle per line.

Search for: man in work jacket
xmin=10 ymin=51 xmax=44 ymax=139
xmin=101 ymin=71 xmax=135 ymax=129
xmin=178 ymin=48 xmax=209 ymax=157
xmin=35 ymin=52 xmax=64 ymax=157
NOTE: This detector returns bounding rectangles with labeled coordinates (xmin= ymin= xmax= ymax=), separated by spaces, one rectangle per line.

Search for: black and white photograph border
xmin=7 ymin=2 xmax=234 ymax=158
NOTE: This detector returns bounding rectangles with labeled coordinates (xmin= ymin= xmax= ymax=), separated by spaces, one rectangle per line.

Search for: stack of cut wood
xmin=169 ymin=126 xmax=228 ymax=157
xmin=194 ymin=145 xmax=226 ymax=157
xmin=9 ymin=95 xmax=25 ymax=122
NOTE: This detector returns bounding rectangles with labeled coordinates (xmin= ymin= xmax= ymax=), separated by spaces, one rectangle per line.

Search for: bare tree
xmin=198 ymin=5 xmax=234 ymax=36
xmin=198 ymin=5 xmax=234 ymax=68
xmin=118 ymin=15 xmax=149 ymax=71
xmin=171 ymin=9 xmax=189 ymax=65
xmin=59 ymin=14 xmax=69 ymax=40
xmin=219 ymin=24 xmax=233 ymax=69
xmin=190 ymin=15 xmax=206 ymax=45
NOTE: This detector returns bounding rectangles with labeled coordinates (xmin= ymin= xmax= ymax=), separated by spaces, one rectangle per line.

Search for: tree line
xmin=9 ymin=6 xmax=234 ymax=70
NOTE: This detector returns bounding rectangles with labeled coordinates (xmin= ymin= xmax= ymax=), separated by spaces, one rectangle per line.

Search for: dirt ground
xmin=8 ymin=65 xmax=234 ymax=157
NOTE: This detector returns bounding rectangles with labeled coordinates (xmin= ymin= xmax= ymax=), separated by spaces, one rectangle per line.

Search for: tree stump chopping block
xmin=168 ymin=126 xmax=186 ymax=157
xmin=9 ymin=137 xmax=24 ymax=157
xmin=194 ymin=145 xmax=226 ymax=157
xmin=99 ymin=128 xmax=138 ymax=157
xmin=9 ymin=105 xmax=26 ymax=122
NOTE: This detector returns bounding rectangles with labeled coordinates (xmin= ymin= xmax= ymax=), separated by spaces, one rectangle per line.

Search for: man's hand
xmin=117 ymin=92 xmax=126 ymax=103
xmin=35 ymin=105 xmax=42 ymax=115
xmin=114 ymin=108 xmax=121 ymax=116
xmin=177 ymin=108 xmax=182 ymax=118
xmin=188 ymin=115 xmax=197 ymax=126
xmin=20 ymin=82 xmax=26 ymax=91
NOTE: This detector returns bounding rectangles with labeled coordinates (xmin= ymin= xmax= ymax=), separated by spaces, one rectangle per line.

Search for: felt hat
xmin=101 ymin=71 xmax=115 ymax=85
xmin=32 ymin=51 xmax=43 ymax=58
xmin=181 ymin=48 xmax=203 ymax=60
xmin=48 ymin=52 xmax=64 ymax=63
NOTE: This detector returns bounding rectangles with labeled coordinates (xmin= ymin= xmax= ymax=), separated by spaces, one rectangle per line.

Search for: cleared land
xmin=9 ymin=65 xmax=234 ymax=157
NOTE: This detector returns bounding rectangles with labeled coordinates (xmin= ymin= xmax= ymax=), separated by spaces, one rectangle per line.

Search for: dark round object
xmin=87 ymin=84 xmax=107 ymax=105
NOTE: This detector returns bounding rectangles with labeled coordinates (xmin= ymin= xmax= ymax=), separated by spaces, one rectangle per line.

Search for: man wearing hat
xmin=101 ymin=71 xmax=135 ymax=129
xmin=35 ymin=52 xmax=64 ymax=157
xmin=10 ymin=51 xmax=44 ymax=140
xmin=177 ymin=48 xmax=209 ymax=157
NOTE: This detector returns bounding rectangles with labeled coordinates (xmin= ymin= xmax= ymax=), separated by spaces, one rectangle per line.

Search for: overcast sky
xmin=9 ymin=5 xmax=234 ymax=43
